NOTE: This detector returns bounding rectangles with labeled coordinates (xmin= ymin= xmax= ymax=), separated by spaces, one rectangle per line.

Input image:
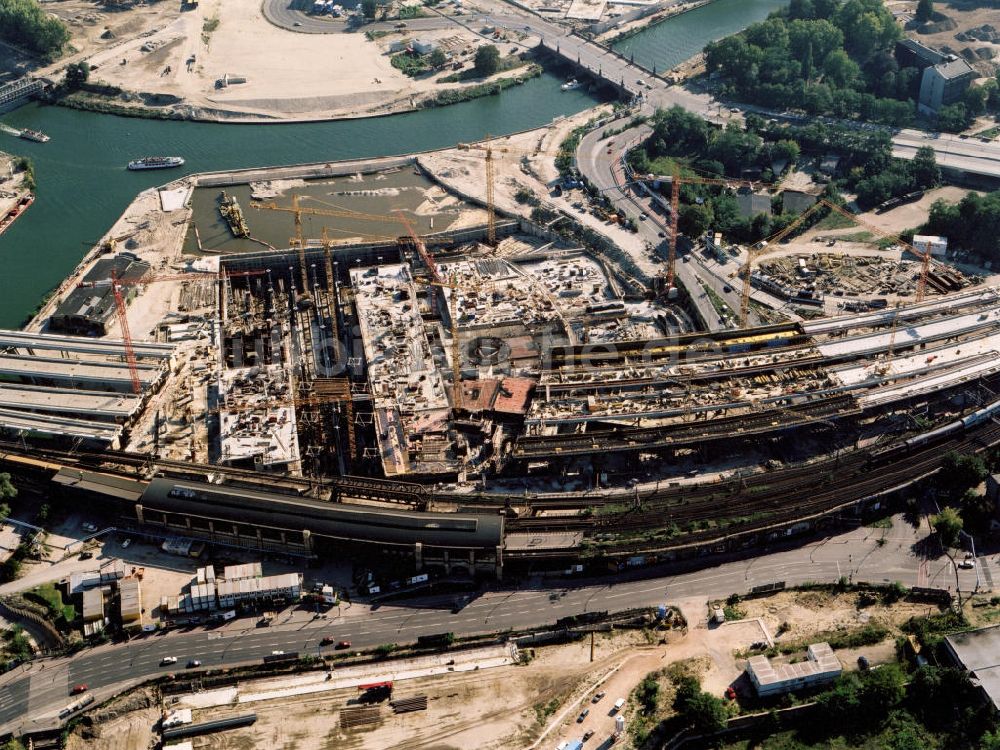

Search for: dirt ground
xmin=857 ymin=185 xmax=981 ymax=236
xmin=31 ymin=0 xmax=541 ymax=121
xmin=889 ymin=0 xmax=1000 ymax=75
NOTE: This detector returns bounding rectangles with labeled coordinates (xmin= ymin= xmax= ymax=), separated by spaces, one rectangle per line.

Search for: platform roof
xmin=0 ymin=329 xmax=174 ymax=360
xmin=0 ymin=408 xmax=122 ymax=442
xmin=0 ymin=384 xmax=141 ymax=421
xmin=0 ymin=354 xmax=161 ymax=387
xmin=141 ymin=478 xmax=503 ymax=550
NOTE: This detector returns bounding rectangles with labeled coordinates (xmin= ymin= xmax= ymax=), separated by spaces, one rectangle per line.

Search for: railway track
xmin=515 ymin=395 xmax=859 ymax=456
xmin=0 ymin=442 xmax=429 ymax=504
xmin=508 ymin=420 xmax=1000 ymax=552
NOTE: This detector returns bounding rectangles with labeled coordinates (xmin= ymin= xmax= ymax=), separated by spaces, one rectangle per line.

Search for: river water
xmin=612 ymin=0 xmax=788 ymax=72
xmin=0 ymin=0 xmax=786 ymax=328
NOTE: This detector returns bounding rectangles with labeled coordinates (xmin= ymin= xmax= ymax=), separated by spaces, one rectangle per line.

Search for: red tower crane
xmin=79 ymin=268 xmax=264 ymax=394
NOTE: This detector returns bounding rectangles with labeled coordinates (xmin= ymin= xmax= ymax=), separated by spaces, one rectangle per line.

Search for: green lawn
xmin=27 ymin=583 xmax=75 ymax=624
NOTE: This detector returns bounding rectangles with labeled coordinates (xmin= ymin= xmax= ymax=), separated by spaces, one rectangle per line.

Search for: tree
xmin=0 ymin=0 xmax=70 ymax=58
xmin=823 ymin=49 xmax=860 ymax=88
xmin=772 ymin=139 xmax=801 ymax=164
xmin=908 ymin=145 xmax=940 ymax=189
xmin=936 ymin=451 xmax=987 ymax=501
xmin=915 ymin=0 xmax=934 ymax=22
xmin=361 ymin=0 xmax=377 ymax=20
xmin=679 ymin=203 xmax=713 ymax=238
xmin=64 ymin=60 xmax=88 ymax=90
xmin=474 ymin=44 xmax=500 ymax=77
xmin=936 ymin=102 xmax=971 ymax=133
xmin=428 ymin=48 xmax=447 ymax=69
xmin=931 ymin=507 xmax=963 ymax=548
xmin=963 ymin=84 xmax=988 ymax=117
xmin=684 ymin=691 xmax=728 ymax=734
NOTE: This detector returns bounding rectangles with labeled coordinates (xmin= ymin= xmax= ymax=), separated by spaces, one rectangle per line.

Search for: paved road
xmin=0 ymin=515 xmax=985 ymax=736
xmin=575 ymin=115 xmax=726 ymax=330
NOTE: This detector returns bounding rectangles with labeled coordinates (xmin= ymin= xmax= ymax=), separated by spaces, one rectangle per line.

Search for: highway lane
xmin=575 ymin=114 xmax=726 ymax=330
xmin=0 ymin=514 xmax=983 ymax=736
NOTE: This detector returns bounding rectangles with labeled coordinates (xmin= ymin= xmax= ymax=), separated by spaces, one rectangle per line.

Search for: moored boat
xmin=0 ymin=194 xmax=34 ymax=236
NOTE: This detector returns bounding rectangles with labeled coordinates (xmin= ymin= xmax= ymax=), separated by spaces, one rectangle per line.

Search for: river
xmin=0 ymin=0 xmax=787 ymax=329
xmin=612 ymin=0 xmax=788 ymax=73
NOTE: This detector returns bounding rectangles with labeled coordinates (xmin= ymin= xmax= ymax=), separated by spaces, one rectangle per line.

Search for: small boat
xmin=560 ymin=79 xmax=581 ymax=91
xmin=127 ymin=156 xmax=185 ymax=171
xmin=18 ymin=129 xmax=49 ymax=143
xmin=0 ymin=194 xmax=34 ymax=237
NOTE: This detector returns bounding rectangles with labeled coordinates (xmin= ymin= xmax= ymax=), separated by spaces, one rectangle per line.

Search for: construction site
xmin=1 ymin=133 xmax=1000 ymax=575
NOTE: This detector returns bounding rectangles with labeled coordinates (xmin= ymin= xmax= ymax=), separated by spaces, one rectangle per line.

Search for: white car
xmin=161 ymin=656 xmax=177 ymax=665
xmin=121 ymin=539 xmax=131 ymax=549
xmin=82 ymin=523 xmax=97 ymax=533
xmin=959 ymin=559 xmax=976 ymax=569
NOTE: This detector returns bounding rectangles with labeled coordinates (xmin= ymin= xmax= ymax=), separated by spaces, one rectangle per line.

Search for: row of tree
xmin=704 ymin=0 xmax=915 ymax=124
xmin=0 ymin=0 xmax=69 ymax=59
xmin=924 ymin=191 xmax=1000 ymax=259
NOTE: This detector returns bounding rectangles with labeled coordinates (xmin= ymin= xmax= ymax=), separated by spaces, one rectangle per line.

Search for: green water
xmin=612 ymin=0 xmax=789 ymax=73
xmin=0 ymin=77 xmax=596 ymax=328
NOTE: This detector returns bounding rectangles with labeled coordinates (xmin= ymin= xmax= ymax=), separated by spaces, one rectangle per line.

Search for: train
xmin=871 ymin=398 xmax=1000 ymax=461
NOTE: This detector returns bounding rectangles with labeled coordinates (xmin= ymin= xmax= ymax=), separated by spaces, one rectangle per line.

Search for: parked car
xmin=592 ymin=691 xmax=606 ymax=703
xmin=725 ymin=686 xmax=737 ymax=700
xmin=583 ymin=729 xmax=595 ymax=741
xmin=857 ymin=656 xmax=870 ymax=670
xmin=959 ymin=559 xmax=976 ymax=569
xmin=577 ymin=708 xmax=590 ymax=722
xmin=121 ymin=539 xmax=131 ymax=549
xmin=79 ymin=551 xmax=93 ymax=560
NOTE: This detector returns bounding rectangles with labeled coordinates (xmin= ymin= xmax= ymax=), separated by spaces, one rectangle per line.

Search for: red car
xmin=320 ymin=636 xmax=334 ymax=646
xmin=71 ymin=684 xmax=88 ymax=695
xmin=724 ymin=686 xmax=737 ymax=701
xmin=336 ymin=640 xmax=351 ymax=649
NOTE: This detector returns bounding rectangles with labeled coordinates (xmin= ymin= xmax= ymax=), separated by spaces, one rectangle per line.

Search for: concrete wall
xmin=589 ymin=0 xmax=677 ymax=36
xmin=194 ymin=156 xmax=415 ymax=188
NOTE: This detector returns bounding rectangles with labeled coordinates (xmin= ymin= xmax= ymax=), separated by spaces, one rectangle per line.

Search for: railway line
xmin=507 ymin=417 xmax=1000 ymax=557
xmin=516 ymin=394 xmax=860 ymax=456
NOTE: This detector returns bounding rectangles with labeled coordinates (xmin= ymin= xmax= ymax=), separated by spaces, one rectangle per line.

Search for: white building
xmin=216 ymin=572 xmax=302 ymax=608
xmin=413 ymin=39 xmax=438 ymax=54
xmin=746 ymin=642 xmax=842 ymax=696
xmin=912 ymin=234 xmax=948 ymax=258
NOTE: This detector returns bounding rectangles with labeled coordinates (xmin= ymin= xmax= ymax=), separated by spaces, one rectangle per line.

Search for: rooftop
xmin=945 ymin=625 xmax=1000 ymax=711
